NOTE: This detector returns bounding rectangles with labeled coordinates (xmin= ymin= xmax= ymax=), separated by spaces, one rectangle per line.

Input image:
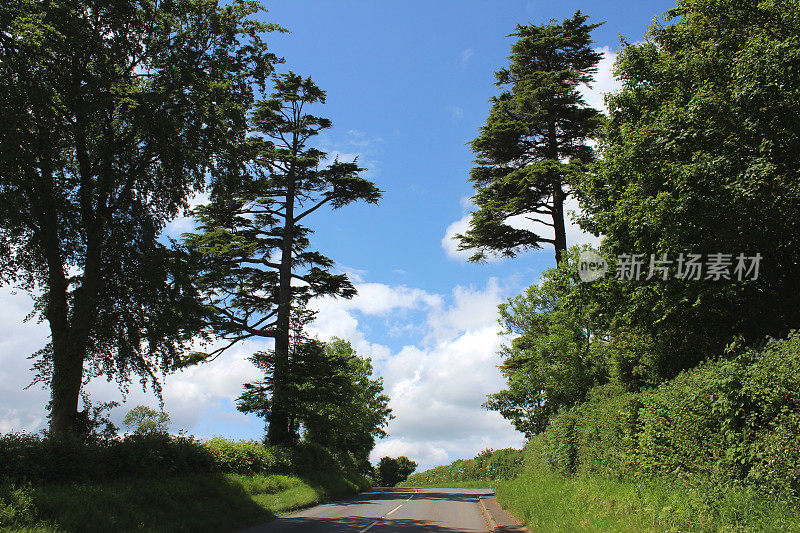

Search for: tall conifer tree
xmin=185 ymin=73 xmax=381 ymax=444
xmin=458 ymin=12 xmax=604 ymax=264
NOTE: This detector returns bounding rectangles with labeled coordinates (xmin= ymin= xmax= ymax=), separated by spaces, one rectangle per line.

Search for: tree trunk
xmin=547 ymin=116 xmax=568 ymax=265
xmin=552 ymin=182 xmax=567 ymax=265
xmin=44 ymin=125 xmax=104 ymax=436
xmin=268 ymin=129 xmax=297 ymax=446
xmin=269 ymin=221 xmax=293 ymax=445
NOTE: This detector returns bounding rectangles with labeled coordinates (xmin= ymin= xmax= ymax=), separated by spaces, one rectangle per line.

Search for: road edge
xmin=478 ymin=495 xmax=498 ymax=532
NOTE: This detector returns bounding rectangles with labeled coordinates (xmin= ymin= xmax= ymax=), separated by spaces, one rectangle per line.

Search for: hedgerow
xmin=0 ymin=434 xmax=359 ymax=485
xmin=542 ymin=331 xmax=800 ymax=499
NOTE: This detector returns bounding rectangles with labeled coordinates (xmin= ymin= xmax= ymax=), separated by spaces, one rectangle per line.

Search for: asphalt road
xmin=239 ymin=487 xmax=493 ymax=533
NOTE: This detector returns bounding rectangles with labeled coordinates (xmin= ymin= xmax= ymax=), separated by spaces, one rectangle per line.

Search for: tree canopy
xmin=458 ymin=11 xmax=604 ymax=264
xmin=375 ymin=456 xmax=417 ymax=487
xmin=485 ymin=251 xmax=610 ymax=436
xmin=185 ymin=73 xmax=382 ymax=444
xmin=237 ymin=338 xmax=392 ymax=464
xmin=0 ymin=0 xmax=282 ymax=435
xmin=578 ymin=0 xmax=800 ymax=378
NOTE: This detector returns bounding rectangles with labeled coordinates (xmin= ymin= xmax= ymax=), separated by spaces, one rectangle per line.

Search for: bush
xmin=0 ymin=433 xmax=357 ymax=486
xmin=0 ymin=483 xmax=35 ymax=528
xmin=405 ymin=448 xmax=525 ymax=486
xmin=540 ymin=331 xmax=800 ymax=499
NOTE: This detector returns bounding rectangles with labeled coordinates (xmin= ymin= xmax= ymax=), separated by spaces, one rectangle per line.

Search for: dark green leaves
xmin=459 ymin=11 xmax=604 ymax=264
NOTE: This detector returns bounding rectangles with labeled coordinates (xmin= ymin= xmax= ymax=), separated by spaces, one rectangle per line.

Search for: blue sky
xmin=0 ymin=0 xmax=677 ymax=470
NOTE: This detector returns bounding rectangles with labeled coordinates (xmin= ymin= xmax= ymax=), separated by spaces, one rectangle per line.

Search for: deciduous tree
xmin=485 ymin=251 xmax=610 ymax=435
xmin=0 ymin=0 xmax=281 ymax=435
xmin=237 ymin=337 xmax=392 ymax=464
xmin=579 ymin=0 xmax=800 ymax=377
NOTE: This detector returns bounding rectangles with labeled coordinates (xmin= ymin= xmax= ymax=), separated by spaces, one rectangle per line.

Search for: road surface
xmin=239 ymin=487 xmax=493 ymax=532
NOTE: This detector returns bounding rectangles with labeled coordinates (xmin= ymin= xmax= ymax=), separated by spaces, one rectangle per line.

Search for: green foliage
xmin=540 ymin=331 xmax=800 ymax=500
xmin=485 ymin=250 xmax=611 ymax=436
xmin=0 ymin=483 xmax=35 ymax=529
xmin=300 ymin=339 xmax=392 ymax=465
xmin=374 ymin=456 xmax=417 ymax=487
xmin=0 ymin=433 xmax=363 ymax=485
xmin=185 ymin=73 xmax=381 ymax=444
xmin=0 ymin=0 xmax=283 ymax=435
xmin=495 ymin=461 xmax=800 ymax=533
xmin=404 ymin=448 xmax=525 ymax=486
xmin=122 ymin=406 xmax=170 ymax=436
xmin=458 ymin=11 xmax=604 ymax=263
xmin=237 ymin=338 xmax=391 ymax=465
xmin=580 ymin=0 xmax=800 ymax=378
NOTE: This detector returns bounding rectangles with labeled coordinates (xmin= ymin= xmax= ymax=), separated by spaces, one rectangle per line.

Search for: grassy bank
xmin=496 ymin=467 xmax=800 ymax=532
xmin=0 ymin=435 xmax=370 ymax=531
xmin=3 ymin=471 xmax=367 ymax=532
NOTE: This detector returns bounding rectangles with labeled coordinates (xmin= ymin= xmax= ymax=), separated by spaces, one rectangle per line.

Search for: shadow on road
xmin=326 ymin=488 xmax=491 ymax=507
xmin=243 ymin=515 xmax=479 ymax=532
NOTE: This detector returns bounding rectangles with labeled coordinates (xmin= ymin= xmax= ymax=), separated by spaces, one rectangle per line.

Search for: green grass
xmin=495 ymin=467 xmax=800 ymax=533
xmin=3 ymin=472 xmax=367 ymax=532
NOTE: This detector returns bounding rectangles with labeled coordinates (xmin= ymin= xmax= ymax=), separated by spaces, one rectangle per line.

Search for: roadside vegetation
xmin=406 ymin=333 xmax=800 ymax=531
xmin=403 ymin=448 xmax=524 ymax=488
xmin=0 ymin=433 xmax=369 ymax=531
xmin=0 ymin=420 xmax=420 ymax=531
xmin=422 ymin=0 xmax=800 ymax=529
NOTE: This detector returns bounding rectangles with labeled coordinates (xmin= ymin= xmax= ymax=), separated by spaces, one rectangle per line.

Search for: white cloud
xmin=425 ymin=278 xmax=504 ymax=342
xmin=372 ymin=291 xmax=524 ymax=470
xmin=442 ymin=212 xmax=472 ymax=261
xmin=446 ymin=105 xmax=464 ymax=121
xmin=579 ymin=46 xmax=621 ymax=115
xmin=307 ymin=278 xmax=525 ymax=470
xmin=461 ymin=48 xmax=474 ymax=65
xmin=1 ymin=277 xmax=525 ymax=473
xmin=0 ymin=288 xmax=51 ymax=434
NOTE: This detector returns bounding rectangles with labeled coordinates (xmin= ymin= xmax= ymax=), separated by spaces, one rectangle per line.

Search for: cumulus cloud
xmin=306 ymin=278 xmax=525 ymax=470
xmin=579 ymin=46 xmax=621 ymax=115
xmin=373 ymin=295 xmax=525 ymax=470
xmin=1 ymin=275 xmax=524 ymax=472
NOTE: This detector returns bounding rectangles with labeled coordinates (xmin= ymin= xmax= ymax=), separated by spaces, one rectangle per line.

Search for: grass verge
xmin=495 ymin=467 xmax=800 ymax=532
xmin=4 ymin=472 xmax=367 ymax=532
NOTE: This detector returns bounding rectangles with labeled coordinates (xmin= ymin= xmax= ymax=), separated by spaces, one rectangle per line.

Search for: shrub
xmin=539 ymin=331 xmax=800 ymax=499
xmin=0 ymin=483 xmax=35 ymax=528
xmin=0 ymin=433 xmax=355 ymax=485
xmin=405 ymin=448 xmax=525 ymax=486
